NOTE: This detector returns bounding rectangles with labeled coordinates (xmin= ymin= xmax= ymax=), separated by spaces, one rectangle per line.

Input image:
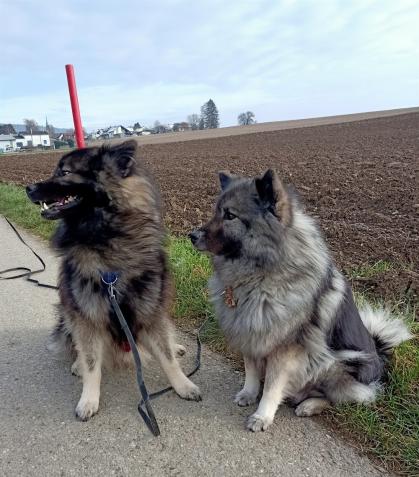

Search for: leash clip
xmin=100 ymin=271 xmax=119 ymax=298
xmin=108 ymin=282 xmax=115 ymax=298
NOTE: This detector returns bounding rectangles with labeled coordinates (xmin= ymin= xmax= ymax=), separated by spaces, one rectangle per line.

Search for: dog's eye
xmin=223 ymin=209 xmax=237 ymax=221
xmin=62 ymin=170 xmax=71 ymax=176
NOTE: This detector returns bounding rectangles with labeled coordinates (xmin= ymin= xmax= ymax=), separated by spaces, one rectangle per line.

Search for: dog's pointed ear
xmin=255 ymin=169 xmax=277 ymax=205
xmin=256 ymin=169 xmax=292 ymax=223
xmin=219 ymin=171 xmax=234 ymax=190
xmin=108 ymin=140 xmax=137 ymax=177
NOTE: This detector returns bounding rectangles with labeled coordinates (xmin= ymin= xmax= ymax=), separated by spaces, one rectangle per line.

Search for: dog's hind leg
xmin=295 ymin=397 xmax=331 ymax=417
xmin=143 ymin=330 xmax=201 ymax=401
xmin=72 ymin=323 xmax=103 ymax=421
xmin=234 ymin=356 xmax=261 ymax=406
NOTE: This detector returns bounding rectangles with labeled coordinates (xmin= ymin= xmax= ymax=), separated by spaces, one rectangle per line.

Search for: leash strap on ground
xmin=0 ymin=217 xmax=58 ymax=290
xmin=102 ymin=273 xmax=206 ymax=436
xmin=104 ymin=278 xmax=206 ymax=436
xmin=108 ymin=293 xmax=161 ymax=436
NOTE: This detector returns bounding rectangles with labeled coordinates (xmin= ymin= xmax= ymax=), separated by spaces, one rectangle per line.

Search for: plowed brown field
xmin=1 ymin=112 xmax=418 ymax=301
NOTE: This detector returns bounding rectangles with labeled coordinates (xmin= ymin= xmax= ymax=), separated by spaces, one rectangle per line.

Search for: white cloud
xmin=1 ymin=0 xmax=418 ymax=128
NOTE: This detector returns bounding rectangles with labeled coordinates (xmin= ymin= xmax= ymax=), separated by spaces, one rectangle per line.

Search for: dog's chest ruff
xmin=210 ymin=274 xmax=302 ymax=356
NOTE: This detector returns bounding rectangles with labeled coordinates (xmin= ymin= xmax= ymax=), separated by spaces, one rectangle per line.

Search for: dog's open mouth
xmin=40 ymin=195 xmax=81 ymax=219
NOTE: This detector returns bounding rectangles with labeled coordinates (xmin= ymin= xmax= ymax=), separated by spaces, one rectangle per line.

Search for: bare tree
xmin=0 ymin=124 xmax=16 ymax=134
xmin=238 ymin=111 xmax=256 ymax=126
xmin=187 ymin=114 xmax=200 ymax=130
xmin=23 ymin=118 xmax=39 ymax=133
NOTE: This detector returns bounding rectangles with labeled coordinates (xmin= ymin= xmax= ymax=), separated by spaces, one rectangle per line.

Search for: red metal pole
xmin=65 ymin=64 xmax=85 ymax=148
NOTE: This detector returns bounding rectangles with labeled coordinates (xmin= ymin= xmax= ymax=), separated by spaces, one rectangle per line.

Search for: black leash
xmin=101 ymin=272 xmax=205 ymax=436
xmin=0 ymin=217 xmax=58 ymax=290
xmin=1 ymin=217 xmax=205 ymax=437
xmin=102 ymin=273 xmax=161 ymax=436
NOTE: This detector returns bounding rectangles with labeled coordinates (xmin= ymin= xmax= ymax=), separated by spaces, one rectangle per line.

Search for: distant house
xmin=54 ymin=132 xmax=74 ymax=142
xmin=19 ymin=131 xmax=51 ymax=148
xmin=132 ymin=127 xmax=144 ymax=136
xmin=173 ymin=122 xmax=191 ymax=132
xmin=49 ymin=133 xmax=73 ymax=149
xmin=98 ymin=125 xmax=133 ymax=139
xmin=0 ymin=134 xmax=16 ymax=152
xmin=92 ymin=127 xmax=107 ymax=139
xmin=132 ymin=124 xmax=145 ymax=136
xmin=14 ymin=134 xmax=27 ymax=149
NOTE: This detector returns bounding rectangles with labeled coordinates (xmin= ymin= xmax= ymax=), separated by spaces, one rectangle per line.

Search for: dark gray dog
xmin=27 ymin=141 xmax=201 ymax=420
xmin=190 ymin=169 xmax=410 ymax=432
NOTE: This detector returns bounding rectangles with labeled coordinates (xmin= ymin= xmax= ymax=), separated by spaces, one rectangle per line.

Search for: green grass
xmin=0 ymin=182 xmax=56 ymax=240
xmin=168 ymin=237 xmax=226 ymax=351
xmin=0 ymin=182 xmax=417 ymax=474
xmin=347 ymin=259 xmax=395 ymax=279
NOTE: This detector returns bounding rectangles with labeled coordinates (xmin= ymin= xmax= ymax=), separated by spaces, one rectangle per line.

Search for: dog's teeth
xmin=42 ymin=202 xmax=49 ymax=210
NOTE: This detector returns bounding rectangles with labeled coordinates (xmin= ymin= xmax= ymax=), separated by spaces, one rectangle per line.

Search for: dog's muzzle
xmin=188 ymin=229 xmax=207 ymax=250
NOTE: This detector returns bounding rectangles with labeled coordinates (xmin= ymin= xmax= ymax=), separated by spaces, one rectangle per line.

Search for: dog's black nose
xmin=188 ymin=231 xmax=199 ymax=244
xmin=26 ymin=184 xmax=36 ymax=197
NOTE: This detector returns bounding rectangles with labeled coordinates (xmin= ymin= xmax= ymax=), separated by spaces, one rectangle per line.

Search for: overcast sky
xmin=1 ymin=0 xmax=418 ymax=130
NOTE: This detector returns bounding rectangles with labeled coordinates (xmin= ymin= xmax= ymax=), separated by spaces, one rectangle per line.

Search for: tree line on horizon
xmin=151 ymin=100 xmax=256 ymax=133
xmin=2 ymin=101 xmax=257 ymax=137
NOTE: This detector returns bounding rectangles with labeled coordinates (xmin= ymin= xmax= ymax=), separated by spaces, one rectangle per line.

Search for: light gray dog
xmin=189 ymin=169 xmax=410 ymax=432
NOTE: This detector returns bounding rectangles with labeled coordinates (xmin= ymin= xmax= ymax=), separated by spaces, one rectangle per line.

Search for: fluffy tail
xmin=359 ymin=305 xmax=412 ymax=357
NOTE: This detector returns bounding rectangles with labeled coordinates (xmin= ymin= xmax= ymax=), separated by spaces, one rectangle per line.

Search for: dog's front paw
xmin=175 ymin=380 xmax=202 ymax=401
xmin=246 ymin=413 xmax=273 ymax=432
xmin=75 ymin=398 xmax=99 ymax=421
xmin=234 ymin=389 xmax=258 ymax=407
